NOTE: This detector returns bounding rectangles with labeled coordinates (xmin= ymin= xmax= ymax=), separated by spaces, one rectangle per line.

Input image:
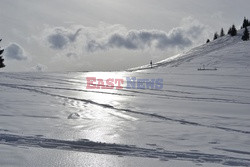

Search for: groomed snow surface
xmin=1 ymin=28 xmax=250 ymax=166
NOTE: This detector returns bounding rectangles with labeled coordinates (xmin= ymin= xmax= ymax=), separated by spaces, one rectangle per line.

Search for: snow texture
xmin=0 ymin=28 xmax=250 ymax=166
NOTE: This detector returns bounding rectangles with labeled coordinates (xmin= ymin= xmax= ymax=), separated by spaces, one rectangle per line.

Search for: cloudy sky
xmin=1 ymin=0 xmax=250 ymax=72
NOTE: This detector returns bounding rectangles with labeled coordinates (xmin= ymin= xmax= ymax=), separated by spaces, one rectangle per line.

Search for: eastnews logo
xmin=86 ymin=77 xmax=163 ymax=90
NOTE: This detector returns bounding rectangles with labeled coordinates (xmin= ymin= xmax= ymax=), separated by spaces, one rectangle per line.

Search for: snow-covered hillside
xmin=129 ymin=27 xmax=250 ymax=73
xmin=0 ymin=28 xmax=250 ymax=167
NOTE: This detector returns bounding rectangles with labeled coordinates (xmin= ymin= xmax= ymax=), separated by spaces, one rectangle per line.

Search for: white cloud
xmin=44 ymin=20 xmax=207 ymax=54
xmin=4 ymin=43 xmax=28 ymax=61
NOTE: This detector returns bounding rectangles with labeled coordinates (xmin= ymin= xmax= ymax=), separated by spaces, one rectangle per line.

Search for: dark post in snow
xmin=0 ymin=39 xmax=5 ymax=68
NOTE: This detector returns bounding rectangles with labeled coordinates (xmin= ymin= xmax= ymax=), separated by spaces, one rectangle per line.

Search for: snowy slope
xmin=129 ymin=27 xmax=250 ymax=72
xmin=0 ymin=28 xmax=250 ymax=167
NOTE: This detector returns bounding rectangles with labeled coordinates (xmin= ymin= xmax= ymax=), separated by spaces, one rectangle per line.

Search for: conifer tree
xmin=213 ymin=32 xmax=218 ymax=40
xmin=220 ymin=28 xmax=225 ymax=37
xmin=206 ymin=39 xmax=210 ymax=43
xmin=242 ymin=27 xmax=249 ymax=41
xmin=230 ymin=25 xmax=237 ymax=36
xmin=242 ymin=17 xmax=249 ymax=29
xmin=0 ymin=39 xmax=5 ymax=69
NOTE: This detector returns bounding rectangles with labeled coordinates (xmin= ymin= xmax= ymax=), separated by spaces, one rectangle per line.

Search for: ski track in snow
xmin=214 ymin=148 xmax=250 ymax=156
xmin=0 ymin=113 xmax=60 ymax=119
xmin=1 ymin=82 xmax=249 ymax=105
xmin=1 ymin=83 xmax=250 ymax=135
xmin=1 ymin=133 xmax=250 ymax=167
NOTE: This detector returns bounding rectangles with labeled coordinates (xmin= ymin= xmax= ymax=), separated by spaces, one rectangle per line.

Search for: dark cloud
xmin=86 ymin=29 xmax=193 ymax=52
xmin=68 ymin=29 xmax=81 ymax=42
xmin=47 ymin=28 xmax=81 ymax=50
xmin=4 ymin=43 xmax=27 ymax=60
xmin=47 ymin=33 xmax=68 ymax=50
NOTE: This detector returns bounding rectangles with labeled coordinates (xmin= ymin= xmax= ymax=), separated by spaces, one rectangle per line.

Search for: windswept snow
xmin=1 ymin=28 xmax=250 ymax=166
